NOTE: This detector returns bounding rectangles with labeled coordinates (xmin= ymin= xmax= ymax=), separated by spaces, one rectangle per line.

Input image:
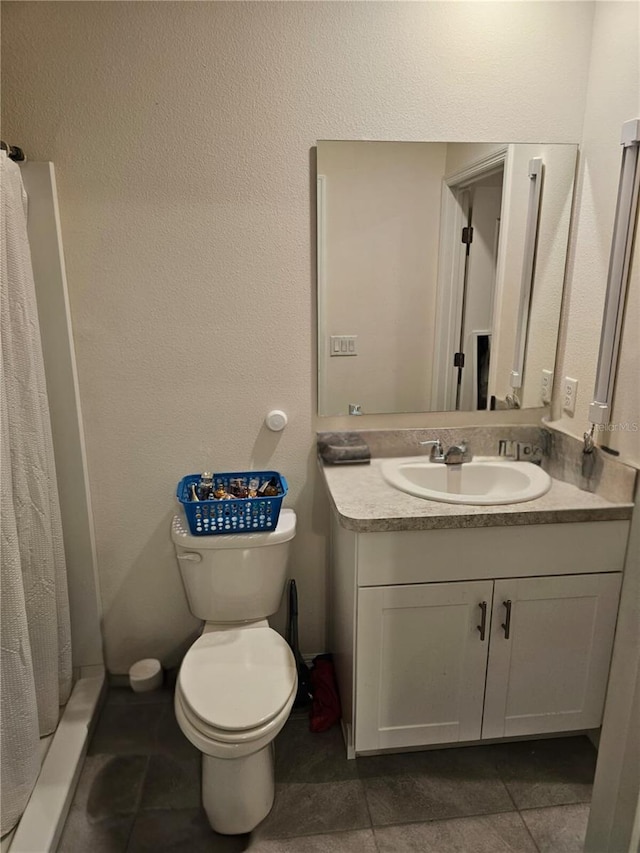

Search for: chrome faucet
xmin=419 ymin=438 xmax=473 ymax=465
xmin=443 ymin=440 xmax=472 ymax=465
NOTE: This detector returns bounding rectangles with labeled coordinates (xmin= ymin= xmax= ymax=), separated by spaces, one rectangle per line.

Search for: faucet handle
xmin=419 ymin=438 xmax=442 ymax=449
xmin=418 ymin=438 xmax=444 ymax=461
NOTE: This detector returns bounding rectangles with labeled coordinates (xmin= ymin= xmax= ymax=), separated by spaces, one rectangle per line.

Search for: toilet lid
xmin=178 ymin=627 xmax=297 ymax=732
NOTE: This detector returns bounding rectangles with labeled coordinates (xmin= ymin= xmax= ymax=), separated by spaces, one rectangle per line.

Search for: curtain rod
xmin=0 ymin=141 xmax=26 ymax=162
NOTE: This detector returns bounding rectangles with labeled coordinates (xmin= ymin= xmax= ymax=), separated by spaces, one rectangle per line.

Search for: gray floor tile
xmin=155 ymin=703 xmax=200 ymax=756
xmin=71 ymin=688 xmax=598 ymax=853
xmin=287 ymin=706 xmax=313 ymax=722
xmin=139 ymin=753 xmax=201 ymax=810
xmin=520 ymin=803 xmax=591 ymax=853
xmin=57 ymin=807 xmax=134 ymax=853
xmin=275 ymin=719 xmax=359 ymax=784
xmin=105 ymin=686 xmax=174 ymax=706
xmin=255 ymin=780 xmax=371 ymax=840
xmin=494 ymin=736 xmax=597 ymax=809
xmin=374 ymin=812 xmax=538 ymax=853
xmin=127 ymin=808 xmax=247 ymax=852
xmin=71 ymin=755 xmax=148 ymax=819
xmin=247 ymin=828 xmax=378 ymax=852
xmin=361 ymin=746 xmax=514 ymax=826
xmin=89 ymin=703 xmax=165 ymax=755
xmin=356 ymin=744 xmax=501 ymax=779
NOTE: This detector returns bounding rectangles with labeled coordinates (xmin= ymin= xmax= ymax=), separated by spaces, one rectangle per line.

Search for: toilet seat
xmin=175 ymin=685 xmax=294 ymax=753
xmin=178 ymin=626 xmax=297 ymax=735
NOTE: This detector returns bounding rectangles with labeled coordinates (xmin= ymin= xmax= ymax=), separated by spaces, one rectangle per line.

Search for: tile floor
xmin=58 ymin=685 xmax=596 ymax=852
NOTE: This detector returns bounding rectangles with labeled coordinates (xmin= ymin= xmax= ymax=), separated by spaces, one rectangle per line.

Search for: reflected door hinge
xmin=453 ymin=352 xmax=465 ymax=368
xmin=461 ymin=226 xmax=474 ymax=246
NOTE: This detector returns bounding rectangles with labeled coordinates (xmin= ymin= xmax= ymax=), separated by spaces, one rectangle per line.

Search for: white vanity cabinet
xmin=329 ymin=515 xmax=628 ymax=757
xmin=356 ymin=580 xmax=493 ymax=751
xmin=356 ymin=574 xmax=621 ymax=753
xmin=481 ymin=573 xmax=620 ymax=740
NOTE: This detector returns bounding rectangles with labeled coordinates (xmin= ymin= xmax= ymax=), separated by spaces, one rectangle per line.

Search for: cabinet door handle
xmin=477 ymin=601 xmax=488 ymax=641
xmin=501 ymin=600 xmax=512 ymax=639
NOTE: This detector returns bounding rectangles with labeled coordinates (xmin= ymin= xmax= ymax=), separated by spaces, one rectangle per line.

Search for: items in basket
xmin=177 ymin=470 xmax=288 ymax=536
xmin=192 ymin=474 xmax=282 ymax=502
xmin=196 ymin=472 xmax=213 ymax=500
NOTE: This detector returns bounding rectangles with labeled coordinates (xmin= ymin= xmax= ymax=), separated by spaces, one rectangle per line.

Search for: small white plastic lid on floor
xmin=129 ymin=658 xmax=163 ymax=693
xmin=178 ymin=627 xmax=297 ymax=732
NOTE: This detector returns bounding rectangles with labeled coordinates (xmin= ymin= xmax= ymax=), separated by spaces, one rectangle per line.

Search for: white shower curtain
xmin=0 ymin=151 xmax=72 ymax=836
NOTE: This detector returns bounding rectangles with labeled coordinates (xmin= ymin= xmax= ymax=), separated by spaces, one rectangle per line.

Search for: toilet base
xmin=202 ymin=743 xmax=275 ymax=835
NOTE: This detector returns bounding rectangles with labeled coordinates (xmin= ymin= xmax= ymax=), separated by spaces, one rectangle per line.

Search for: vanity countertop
xmin=320 ymin=457 xmax=634 ymax=532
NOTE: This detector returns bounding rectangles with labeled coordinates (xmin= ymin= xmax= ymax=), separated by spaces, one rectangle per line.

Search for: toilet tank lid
xmin=172 ymin=507 xmax=296 ymax=549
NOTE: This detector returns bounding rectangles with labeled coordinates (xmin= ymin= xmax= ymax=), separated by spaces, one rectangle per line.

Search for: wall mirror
xmin=317 ymin=140 xmax=578 ymax=416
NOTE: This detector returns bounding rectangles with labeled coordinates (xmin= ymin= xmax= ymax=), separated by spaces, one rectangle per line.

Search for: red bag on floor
xmin=309 ymin=654 xmax=342 ymax=733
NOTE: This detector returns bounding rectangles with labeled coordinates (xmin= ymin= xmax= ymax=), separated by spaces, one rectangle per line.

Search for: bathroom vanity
xmin=321 ymin=438 xmax=634 ymax=759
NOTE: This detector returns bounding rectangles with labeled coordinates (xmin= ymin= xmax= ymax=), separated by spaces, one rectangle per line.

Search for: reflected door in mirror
xmin=316 ymin=140 xmax=577 ymax=416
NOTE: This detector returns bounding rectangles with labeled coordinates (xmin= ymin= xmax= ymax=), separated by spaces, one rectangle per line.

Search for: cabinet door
xmin=355 ymin=581 xmax=493 ymax=753
xmin=482 ymin=573 xmax=622 ymax=739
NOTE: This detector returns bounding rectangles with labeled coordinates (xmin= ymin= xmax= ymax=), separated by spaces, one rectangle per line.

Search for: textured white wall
xmin=1 ymin=1 xmax=597 ymax=672
xmin=319 ymin=141 xmax=447 ymax=415
xmin=552 ymin=0 xmax=640 ymax=465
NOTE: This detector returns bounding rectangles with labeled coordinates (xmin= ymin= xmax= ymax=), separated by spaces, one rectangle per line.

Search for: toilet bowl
xmin=171 ymin=508 xmax=297 ymax=835
xmin=174 ymin=624 xmax=297 ymax=834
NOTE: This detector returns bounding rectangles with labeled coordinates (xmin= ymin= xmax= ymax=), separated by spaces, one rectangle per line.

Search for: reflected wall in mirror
xmin=317 ymin=141 xmax=578 ymax=416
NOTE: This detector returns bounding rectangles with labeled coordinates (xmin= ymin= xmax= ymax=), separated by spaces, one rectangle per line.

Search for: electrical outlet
xmin=563 ymin=377 xmax=578 ymax=415
xmin=541 ymin=369 xmax=553 ymax=405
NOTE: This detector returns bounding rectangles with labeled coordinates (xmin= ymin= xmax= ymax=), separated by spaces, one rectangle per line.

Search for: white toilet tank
xmin=172 ymin=508 xmax=296 ymax=622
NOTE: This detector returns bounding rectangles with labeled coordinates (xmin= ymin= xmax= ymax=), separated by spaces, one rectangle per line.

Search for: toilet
xmin=171 ymin=508 xmax=298 ymax=835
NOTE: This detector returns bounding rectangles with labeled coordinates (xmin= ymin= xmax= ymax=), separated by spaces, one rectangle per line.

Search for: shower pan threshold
xmin=6 ymin=667 xmax=105 ymax=853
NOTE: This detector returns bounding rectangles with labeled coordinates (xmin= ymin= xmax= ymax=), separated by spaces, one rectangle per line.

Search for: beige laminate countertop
xmin=321 ymin=457 xmax=634 ymax=532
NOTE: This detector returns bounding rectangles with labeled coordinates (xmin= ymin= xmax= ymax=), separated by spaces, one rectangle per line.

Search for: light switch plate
xmin=330 ymin=335 xmax=358 ymax=356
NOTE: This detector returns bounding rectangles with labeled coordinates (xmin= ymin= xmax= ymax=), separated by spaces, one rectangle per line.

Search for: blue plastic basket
xmin=176 ymin=470 xmax=288 ymax=536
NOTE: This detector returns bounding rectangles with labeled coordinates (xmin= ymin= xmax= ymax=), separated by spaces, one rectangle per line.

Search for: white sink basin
xmin=381 ymin=457 xmax=551 ymax=505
